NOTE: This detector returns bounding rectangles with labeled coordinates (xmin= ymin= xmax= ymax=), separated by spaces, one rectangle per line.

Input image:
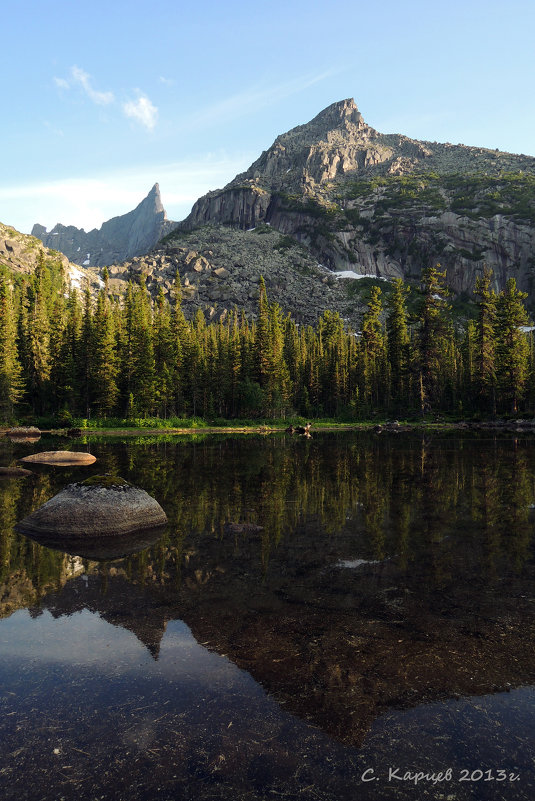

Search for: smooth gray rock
xmin=15 ymin=476 xmax=168 ymax=538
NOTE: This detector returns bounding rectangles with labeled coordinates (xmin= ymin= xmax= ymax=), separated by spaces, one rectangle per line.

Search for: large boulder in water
xmin=19 ymin=450 xmax=96 ymax=466
xmin=15 ymin=476 xmax=168 ymax=538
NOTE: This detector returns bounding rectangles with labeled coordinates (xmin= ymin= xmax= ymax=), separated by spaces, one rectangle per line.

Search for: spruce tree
xmin=56 ymin=288 xmax=82 ymax=413
xmin=153 ymin=286 xmax=173 ymax=417
xmin=78 ymin=284 xmax=94 ymax=417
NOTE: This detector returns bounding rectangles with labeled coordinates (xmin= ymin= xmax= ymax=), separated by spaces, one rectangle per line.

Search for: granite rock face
xmin=32 ymin=184 xmax=178 ymax=268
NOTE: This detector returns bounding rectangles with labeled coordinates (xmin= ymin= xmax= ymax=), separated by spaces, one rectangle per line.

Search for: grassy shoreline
xmin=4 ymin=419 xmax=535 ymax=437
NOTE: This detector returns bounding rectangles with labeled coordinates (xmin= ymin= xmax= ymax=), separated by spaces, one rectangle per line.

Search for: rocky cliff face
xmin=32 ymin=183 xmax=178 ymax=268
xmin=180 ymin=99 xmax=535 ymax=299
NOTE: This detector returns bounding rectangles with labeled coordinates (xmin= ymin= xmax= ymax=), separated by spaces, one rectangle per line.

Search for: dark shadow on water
xmin=18 ymin=525 xmax=167 ymax=561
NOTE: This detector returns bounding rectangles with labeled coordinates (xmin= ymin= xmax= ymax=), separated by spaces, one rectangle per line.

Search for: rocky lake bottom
xmin=0 ymin=430 xmax=534 ymax=800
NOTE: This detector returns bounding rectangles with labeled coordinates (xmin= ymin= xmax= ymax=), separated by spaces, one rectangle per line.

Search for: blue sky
xmin=1 ymin=0 xmax=534 ymax=234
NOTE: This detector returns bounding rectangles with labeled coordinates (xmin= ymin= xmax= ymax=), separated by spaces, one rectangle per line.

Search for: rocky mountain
xmin=179 ymin=98 xmax=535 ymax=298
xmin=0 ymin=221 xmax=102 ymax=293
xmin=31 ymin=183 xmax=178 ymax=268
xmin=14 ymin=98 xmax=535 ymax=325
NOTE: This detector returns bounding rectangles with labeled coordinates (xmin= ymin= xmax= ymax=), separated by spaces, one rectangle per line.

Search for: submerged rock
xmin=19 ymin=450 xmax=96 ymax=466
xmin=223 ymin=522 xmax=264 ymax=535
xmin=15 ymin=475 xmax=168 ymax=538
xmin=0 ymin=466 xmax=33 ymax=478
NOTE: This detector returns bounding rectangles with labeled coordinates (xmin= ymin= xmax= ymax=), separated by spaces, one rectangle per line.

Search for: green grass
xmin=80 ymin=475 xmax=131 ymax=487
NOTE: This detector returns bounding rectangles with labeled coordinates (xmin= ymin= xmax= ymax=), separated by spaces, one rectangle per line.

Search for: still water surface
xmin=0 ymin=430 xmax=534 ymax=800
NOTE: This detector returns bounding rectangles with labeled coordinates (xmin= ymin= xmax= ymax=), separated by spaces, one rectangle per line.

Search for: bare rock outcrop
xmin=32 ymin=184 xmax=178 ymax=268
xmin=0 ymin=223 xmax=102 ymax=294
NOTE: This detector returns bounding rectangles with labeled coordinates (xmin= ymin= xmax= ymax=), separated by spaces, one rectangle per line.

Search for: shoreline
xmin=4 ymin=420 xmax=535 ymax=437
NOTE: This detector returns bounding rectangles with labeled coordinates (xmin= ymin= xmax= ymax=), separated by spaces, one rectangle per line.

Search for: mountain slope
xmin=32 ymin=183 xmax=178 ymax=268
xmin=178 ymin=99 xmax=535 ymax=298
xmin=0 ymin=222 xmax=102 ymax=293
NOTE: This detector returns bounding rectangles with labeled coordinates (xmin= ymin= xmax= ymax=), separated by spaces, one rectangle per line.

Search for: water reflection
xmin=0 ymin=431 xmax=535 ymax=799
xmin=20 ymin=526 xmax=166 ymax=561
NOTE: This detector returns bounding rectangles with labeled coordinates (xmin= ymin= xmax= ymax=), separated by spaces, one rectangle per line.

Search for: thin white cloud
xmin=159 ymin=76 xmax=175 ymax=86
xmin=123 ymin=93 xmax=158 ymax=130
xmin=186 ymin=68 xmax=340 ymax=130
xmin=71 ymin=65 xmax=114 ymax=106
xmin=53 ymin=76 xmax=70 ymax=90
xmin=43 ymin=120 xmax=64 ymax=137
xmin=0 ymin=154 xmax=253 ymax=234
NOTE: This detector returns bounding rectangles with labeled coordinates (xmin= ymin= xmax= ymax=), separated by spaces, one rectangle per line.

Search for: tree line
xmin=0 ymin=253 xmax=533 ymax=423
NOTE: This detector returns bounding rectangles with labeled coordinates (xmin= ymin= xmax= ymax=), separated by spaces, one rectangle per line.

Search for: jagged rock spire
xmin=31 ymin=184 xmax=177 ymax=267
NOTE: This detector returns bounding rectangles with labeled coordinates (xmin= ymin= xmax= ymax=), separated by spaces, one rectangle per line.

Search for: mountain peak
xmin=309 ymin=97 xmax=363 ymax=128
xmin=140 ymin=183 xmax=165 ymax=215
xmin=221 ymin=97 xmax=374 ymax=196
xmin=31 ymin=184 xmax=177 ymax=267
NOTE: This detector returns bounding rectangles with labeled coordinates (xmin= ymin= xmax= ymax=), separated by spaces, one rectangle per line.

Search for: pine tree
xmin=26 ymin=252 xmax=51 ymax=414
xmin=386 ymin=278 xmax=410 ymax=411
xmin=474 ymin=267 xmax=497 ymax=414
xmin=56 ymin=288 xmax=82 ymax=413
xmin=417 ymin=265 xmax=451 ymax=415
xmin=495 ymin=278 xmax=529 ymax=413
xmin=92 ymin=268 xmax=119 ymax=416
xmin=360 ymin=286 xmax=385 ymax=411
xmin=0 ymin=271 xmax=23 ymax=421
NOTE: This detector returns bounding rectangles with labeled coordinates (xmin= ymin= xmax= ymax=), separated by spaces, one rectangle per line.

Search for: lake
xmin=1 ymin=430 xmax=534 ymax=800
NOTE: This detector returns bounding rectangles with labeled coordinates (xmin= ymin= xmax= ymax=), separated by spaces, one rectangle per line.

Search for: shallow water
xmin=0 ymin=430 xmax=534 ymax=800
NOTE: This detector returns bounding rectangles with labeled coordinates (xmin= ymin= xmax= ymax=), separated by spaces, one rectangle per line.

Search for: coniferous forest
xmin=0 ymin=253 xmax=534 ymax=424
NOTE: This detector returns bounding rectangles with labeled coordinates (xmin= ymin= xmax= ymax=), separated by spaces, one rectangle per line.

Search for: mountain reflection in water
xmin=0 ymin=430 xmax=534 ymax=800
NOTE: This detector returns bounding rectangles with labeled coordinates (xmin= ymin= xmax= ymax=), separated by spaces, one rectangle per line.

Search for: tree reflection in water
xmin=0 ymin=431 xmax=535 ymax=799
